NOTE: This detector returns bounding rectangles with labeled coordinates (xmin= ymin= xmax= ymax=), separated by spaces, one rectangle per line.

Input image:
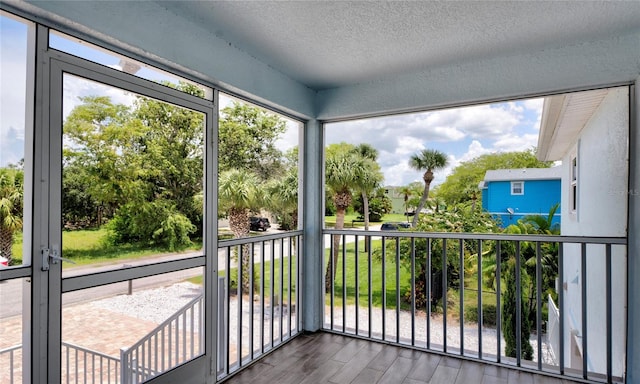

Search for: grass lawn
xmin=9 ymin=226 xmax=502 ymax=322
xmin=10 ymin=227 xmax=202 ymax=268
xmin=187 ymin=254 xmax=299 ymax=301
xmin=324 ymin=238 xmax=498 ymax=321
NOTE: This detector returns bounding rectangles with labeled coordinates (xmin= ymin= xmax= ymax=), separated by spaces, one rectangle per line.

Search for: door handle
xmin=41 ymin=247 xmax=76 ymax=271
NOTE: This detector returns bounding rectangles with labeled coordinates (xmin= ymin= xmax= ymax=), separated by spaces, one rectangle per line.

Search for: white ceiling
xmin=160 ymin=1 xmax=640 ymax=90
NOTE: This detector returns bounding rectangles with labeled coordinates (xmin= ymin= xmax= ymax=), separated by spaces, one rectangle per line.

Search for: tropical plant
xmin=219 ymin=168 xmax=266 ymax=292
xmin=0 ymin=168 xmax=23 ymax=264
xmin=502 ymin=257 xmax=534 ymax=360
xmin=353 ymin=144 xmax=383 ymax=231
xmin=376 ymin=204 xmax=501 ymax=310
xmin=409 ymin=149 xmax=449 ymax=227
xmin=324 ymin=144 xmax=375 ymax=291
xmin=398 ymin=185 xmax=413 ymax=221
xmin=267 ymin=164 xmax=299 ymax=230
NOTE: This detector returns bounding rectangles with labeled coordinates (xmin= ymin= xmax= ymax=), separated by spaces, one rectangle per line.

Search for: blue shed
xmin=479 ymin=167 xmax=561 ymax=228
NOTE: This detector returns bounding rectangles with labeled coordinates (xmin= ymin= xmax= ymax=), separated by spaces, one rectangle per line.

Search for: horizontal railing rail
xmin=218 ymin=230 xmax=304 ymax=247
xmin=322 ymin=229 xmax=626 ymax=384
xmin=216 ymin=232 xmax=303 ymax=381
xmin=325 ymin=228 xmax=627 ymax=244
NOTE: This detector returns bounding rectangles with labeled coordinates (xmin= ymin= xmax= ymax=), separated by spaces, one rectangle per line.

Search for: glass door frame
xmin=36 ymin=25 xmax=218 ymax=383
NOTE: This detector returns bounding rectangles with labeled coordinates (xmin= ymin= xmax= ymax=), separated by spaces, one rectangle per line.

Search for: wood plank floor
xmin=224 ymin=332 xmax=585 ymax=384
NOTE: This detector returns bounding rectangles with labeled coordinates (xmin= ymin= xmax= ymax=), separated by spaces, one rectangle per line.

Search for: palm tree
xmin=324 ymin=149 xmax=370 ymax=291
xmin=398 ymin=186 xmax=413 ymax=222
xmin=353 ymin=144 xmax=382 ymax=231
xmin=0 ymin=168 xmax=24 ymax=264
xmin=409 ymin=149 xmax=448 ymax=227
xmin=218 ymin=169 xmax=265 ymax=293
xmin=267 ymin=166 xmax=299 ymax=229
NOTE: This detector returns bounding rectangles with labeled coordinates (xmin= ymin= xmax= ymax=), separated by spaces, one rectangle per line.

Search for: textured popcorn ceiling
xmin=161 ymin=1 xmax=640 ymax=90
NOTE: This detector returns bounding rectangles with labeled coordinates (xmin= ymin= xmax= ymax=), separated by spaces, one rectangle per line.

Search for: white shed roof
xmin=483 ymin=167 xmax=562 ymax=183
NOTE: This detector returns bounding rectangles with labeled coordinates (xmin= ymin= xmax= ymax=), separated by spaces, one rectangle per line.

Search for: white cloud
xmin=438 ymin=140 xmax=491 ymax=186
xmin=522 ymin=98 xmax=543 ymax=114
xmin=63 ymin=74 xmax=136 ymax=119
xmin=324 ymin=97 xmax=547 ymax=187
xmin=394 ymin=136 xmax=425 ymax=155
xmin=492 ymin=133 xmax=539 ymax=152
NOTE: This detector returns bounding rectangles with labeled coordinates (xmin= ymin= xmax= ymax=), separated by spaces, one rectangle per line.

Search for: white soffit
xmin=537 ymin=89 xmax=610 ymax=161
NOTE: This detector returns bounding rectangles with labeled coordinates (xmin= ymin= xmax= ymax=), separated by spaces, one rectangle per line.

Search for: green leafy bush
xmin=464 ymin=304 xmax=497 ymax=327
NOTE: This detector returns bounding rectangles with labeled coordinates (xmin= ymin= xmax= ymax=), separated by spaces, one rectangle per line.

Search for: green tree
xmin=502 ymin=257 xmax=534 ymax=360
xmin=63 ymin=84 xmax=206 ymax=250
xmin=353 ymin=144 xmax=383 ymax=231
xmin=409 ymin=149 xmax=449 ymax=227
xmin=354 ymin=187 xmax=391 ymax=222
xmin=376 ymin=205 xmax=500 ymax=310
xmin=267 ymin=161 xmax=299 ymax=230
xmin=63 ymin=95 xmax=137 ymax=224
xmin=219 ymin=101 xmax=287 ymax=180
xmin=0 ymin=168 xmax=23 ymax=264
xmin=219 ymin=169 xmax=266 ymax=292
xmin=398 ymin=185 xmax=413 ymax=221
xmin=324 ymin=143 xmax=374 ymax=291
xmin=437 ymin=149 xmax=552 ymax=205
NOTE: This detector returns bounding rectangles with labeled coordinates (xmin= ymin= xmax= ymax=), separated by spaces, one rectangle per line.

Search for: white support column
xmin=627 ymin=80 xmax=639 ymax=383
xmin=302 ymin=119 xmax=324 ymax=332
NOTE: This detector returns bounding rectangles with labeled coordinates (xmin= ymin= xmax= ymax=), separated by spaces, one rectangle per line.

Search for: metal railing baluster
xmin=342 ymin=234 xmax=347 ymax=333
xmin=558 ymin=243 xmax=564 ymax=375
xmin=443 ymin=238 xmax=448 ymax=353
xmin=459 ymin=239 xmax=464 ymax=356
xmin=411 ymin=237 xmax=416 ymax=347
xmin=516 ymin=241 xmax=522 ymax=367
xmin=382 ymin=236 xmax=387 ymax=341
xmin=355 ymin=234 xmax=360 ymax=336
xmin=280 ymin=237 xmax=284 ymax=343
xmin=368 ymin=235 xmax=373 ymax=339
xmin=477 ymin=239 xmax=483 ymax=359
xmin=536 ymin=242 xmax=542 ymax=371
xmin=427 ymin=238 xmax=432 ymax=350
xmin=581 ymin=243 xmax=588 ymax=380
xmin=606 ymin=244 xmax=612 ymax=383
xmin=261 ymin=240 xmax=265 ymax=355
xmin=396 ymin=236 xmax=401 ymax=343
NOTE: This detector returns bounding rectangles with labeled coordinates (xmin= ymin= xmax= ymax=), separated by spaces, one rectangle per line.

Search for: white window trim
xmin=570 ymin=146 xmax=579 ymax=217
xmin=511 ymin=181 xmax=524 ymax=195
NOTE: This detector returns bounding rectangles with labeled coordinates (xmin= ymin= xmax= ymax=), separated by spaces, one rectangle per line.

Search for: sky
xmin=1 ymin=11 xmax=543 ymax=188
xmin=326 ymin=99 xmax=543 ymax=187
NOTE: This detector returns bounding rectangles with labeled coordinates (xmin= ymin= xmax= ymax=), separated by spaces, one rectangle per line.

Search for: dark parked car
xmin=380 ymin=222 xmax=411 ymax=230
xmin=250 ymin=217 xmax=271 ymax=231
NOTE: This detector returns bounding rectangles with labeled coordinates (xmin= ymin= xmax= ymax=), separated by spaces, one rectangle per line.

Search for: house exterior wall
xmin=559 ymin=87 xmax=628 ymax=377
xmin=384 ymin=186 xmax=408 ymax=214
xmin=483 ymin=179 xmax=560 ymax=228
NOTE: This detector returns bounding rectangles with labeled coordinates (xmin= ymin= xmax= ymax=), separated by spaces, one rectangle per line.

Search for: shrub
xmin=108 ymin=200 xmax=195 ymax=250
xmin=464 ymin=304 xmax=497 ymax=327
xmin=502 ymin=258 xmax=534 ymax=360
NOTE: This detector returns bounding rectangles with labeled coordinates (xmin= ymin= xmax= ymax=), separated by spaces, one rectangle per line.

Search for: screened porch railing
xmin=216 ymin=231 xmax=303 ymax=381
xmin=322 ymin=229 xmax=626 ymax=384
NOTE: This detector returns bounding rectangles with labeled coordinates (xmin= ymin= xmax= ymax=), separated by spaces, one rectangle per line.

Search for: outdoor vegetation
xmin=1 ymin=84 xmax=561 ymax=362
xmin=322 ymin=147 xmax=560 ymax=361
